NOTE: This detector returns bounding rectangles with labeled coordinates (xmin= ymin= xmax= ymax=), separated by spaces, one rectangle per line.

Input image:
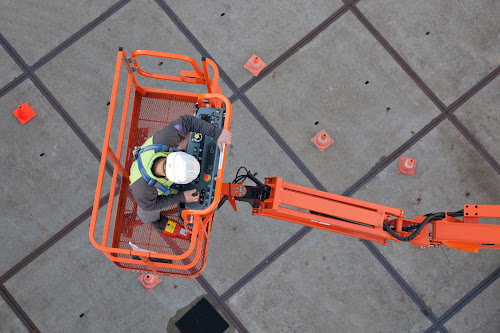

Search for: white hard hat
xmin=165 ymin=152 xmax=200 ymax=184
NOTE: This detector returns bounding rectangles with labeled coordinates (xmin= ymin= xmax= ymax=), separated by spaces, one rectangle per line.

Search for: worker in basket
xmin=129 ymin=115 xmax=231 ymax=230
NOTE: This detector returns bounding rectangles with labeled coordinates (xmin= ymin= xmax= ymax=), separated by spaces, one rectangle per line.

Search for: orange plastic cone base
xmin=244 ymin=54 xmax=266 ymax=76
xmin=398 ymin=157 xmax=416 ymax=176
xmin=12 ymin=103 xmax=36 ymax=125
xmin=311 ymin=130 xmax=334 ymax=152
xmin=138 ymin=273 xmax=162 ymax=291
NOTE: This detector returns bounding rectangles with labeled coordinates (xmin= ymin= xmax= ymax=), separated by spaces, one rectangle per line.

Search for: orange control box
xmin=163 ymin=220 xmax=191 ymax=240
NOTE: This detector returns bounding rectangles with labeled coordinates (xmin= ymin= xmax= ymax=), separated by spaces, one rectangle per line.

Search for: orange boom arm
xmin=221 ymin=174 xmax=500 ymax=253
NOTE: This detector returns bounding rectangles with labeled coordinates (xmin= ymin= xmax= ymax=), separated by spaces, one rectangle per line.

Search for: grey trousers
xmin=136 ymin=205 xmax=162 ymax=223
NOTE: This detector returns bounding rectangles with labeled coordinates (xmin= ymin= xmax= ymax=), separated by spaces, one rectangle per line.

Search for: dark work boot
xmin=177 ymin=203 xmax=186 ymax=227
xmin=152 ymin=215 xmax=169 ymax=231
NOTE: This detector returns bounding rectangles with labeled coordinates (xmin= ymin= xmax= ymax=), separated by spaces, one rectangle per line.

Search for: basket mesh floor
xmin=113 ymin=92 xmax=207 ymax=276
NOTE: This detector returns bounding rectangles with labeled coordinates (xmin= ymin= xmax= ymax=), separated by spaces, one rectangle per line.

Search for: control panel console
xmin=182 ymin=107 xmax=225 ymax=211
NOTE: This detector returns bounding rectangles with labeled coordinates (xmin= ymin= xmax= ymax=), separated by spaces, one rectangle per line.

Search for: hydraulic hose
xmin=383 ymin=212 xmax=446 ymax=242
xmin=384 ymin=209 xmax=464 ymax=241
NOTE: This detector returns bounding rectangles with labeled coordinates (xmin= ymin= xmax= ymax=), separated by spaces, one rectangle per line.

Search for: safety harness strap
xmin=134 ymin=144 xmax=182 ymax=195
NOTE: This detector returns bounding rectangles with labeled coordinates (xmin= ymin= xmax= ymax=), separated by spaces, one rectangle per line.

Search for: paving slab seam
xmin=424 ymin=267 xmax=500 ymax=333
xmin=236 ymin=4 xmax=350 ymax=98
xmin=196 ymin=275 xmax=221 ymax=306
xmin=0 ymin=2 xmax=128 ymax=175
xmin=343 ymin=4 xmax=500 ymax=185
xmin=228 ymin=94 xmax=241 ymax=105
xmin=0 ymin=32 xmax=30 ymax=70
xmin=227 ymin=92 xmax=239 ymax=104
xmin=0 ymin=73 xmax=29 ymax=99
xmin=218 ymin=212 xmax=444 ymax=330
xmin=154 ymin=0 xmax=239 ymax=95
xmin=447 ymin=114 xmax=500 ymax=174
xmin=341 ymin=0 xmax=361 ymax=5
xmin=226 ymin=0 xmax=347 ymax=103
xmin=212 ymin=303 xmax=249 ymax=333
xmin=442 ymin=67 xmax=500 ymax=175
xmin=348 ymin=4 xmax=448 ymax=113
xmin=197 ymin=276 xmax=249 ymax=333
xmin=239 ymin=94 xmax=326 ymax=190
xmin=0 ymin=192 xmax=112 ymax=284
xmin=0 ymin=42 xmax=115 ymax=176
xmin=0 ymin=0 xmax=130 ymax=96
xmin=423 ymin=325 xmax=440 ymax=333
xmin=362 ymin=240 xmax=446 ymax=331
xmin=0 ymin=32 xmax=29 ymax=99
xmin=219 ymin=226 xmax=312 ymax=302
xmin=447 ymin=66 xmax=500 ymax=113
xmin=344 ymin=113 xmax=448 ymax=196
xmin=29 ymin=0 xmax=131 ymax=73
xmin=29 ymin=73 xmax=115 ymax=175
xmin=0 ymin=284 xmax=39 ymax=332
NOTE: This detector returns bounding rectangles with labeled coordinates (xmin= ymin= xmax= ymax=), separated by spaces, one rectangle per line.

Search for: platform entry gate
xmin=89 ymin=49 xmax=232 ymax=278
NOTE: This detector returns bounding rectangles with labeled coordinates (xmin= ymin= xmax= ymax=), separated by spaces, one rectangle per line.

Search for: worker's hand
xmin=183 ymin=189 xmax=199 ymax=203
xmin=217 ymin=129 xmax=232 ymax=150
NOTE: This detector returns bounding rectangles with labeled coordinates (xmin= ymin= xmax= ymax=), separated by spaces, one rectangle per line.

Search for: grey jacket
xmin=130 ymin=115 xmax=223 ymax=211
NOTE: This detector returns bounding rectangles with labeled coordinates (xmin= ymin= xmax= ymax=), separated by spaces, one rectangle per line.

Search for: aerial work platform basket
xmin=89 ymin=48 xmax=231 ymax=278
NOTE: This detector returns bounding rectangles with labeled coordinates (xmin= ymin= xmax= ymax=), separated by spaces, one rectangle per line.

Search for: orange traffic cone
xmin=398 ymin=157 xmax=416 ymax=176
xmin=244 ymin=55 xmax=266 ymax=76
xmin=311 ymin=130 xmax=334 ymax=152
xmin=138 ymin=273 xmax=162 ymax=291
xmin=12 ymin=103 xmax=36 ymax=124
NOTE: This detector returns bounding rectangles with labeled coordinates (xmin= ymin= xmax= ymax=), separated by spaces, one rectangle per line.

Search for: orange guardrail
xmin=89 ymin=48 xmax=231 ymax=278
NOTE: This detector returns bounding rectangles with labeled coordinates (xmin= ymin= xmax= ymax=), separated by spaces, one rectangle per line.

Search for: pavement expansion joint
xmin=220 ymin=226 xmax=312 ymax=303
xmin=0 ymin=34 xmax=114 ymax=174
xmin=448 ymin=114 xmax=500 ymax=174
xmin=343 ymin=0 xmax=362 ymax=5
xmin=27 ymin=73 xmax=115 ymax=176
xmin=238 ymin=4 xmax=350 ymax=95
xmin=1 ymin=285 xmax=39 ymax=332
xmin=197 ymin=276 xmax=248 ymax=332
xmin=155 ymin=0 xmax=240 ymax=95
xmin=0 ymin=191 xmax=113 ymax=284
xmin=0 ymin=32 xmax=29 ymax=70
xmin=349 ymin=5 xmax=447 ymax=113
xmin=429 ymin=268 xmax=500 ymax=331
xmin=447 ymin=66 xmax=500 ymax=113
xmin=344 ymin=113 xmax=448 ymax=196
xmin=0 ymin=73 xmax=29 ymax=98
xmin=30 ymin=0 xmax=132 ymax=73
xmin=239 ymin=94 xmax=325 ymax=191
xmin=362 ymin=240 xmax=443 ymax=328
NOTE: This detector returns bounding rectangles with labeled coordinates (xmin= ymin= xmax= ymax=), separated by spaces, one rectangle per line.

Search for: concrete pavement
xmin=1 ymin=0 xmax=498 ymax=332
